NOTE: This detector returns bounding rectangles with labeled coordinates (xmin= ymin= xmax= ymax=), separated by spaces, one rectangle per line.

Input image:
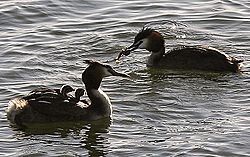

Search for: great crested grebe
xmin=6 ymin=60 xmax=129 ymax=126
xmin=116 ymin=28 xmax=243 ymax=72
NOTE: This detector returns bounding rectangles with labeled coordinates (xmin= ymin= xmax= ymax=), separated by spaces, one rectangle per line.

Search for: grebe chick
xmin=74 ymin=88 xmax=90 ymax=109
xmin=75 ymin=88 xmax=85 ymax=101
xmin=24 ymin=85 xmax=74 ymax=101
xmin=59 ymin=85 xmax=75 ymax=97
xmin=116 ymin=28 xmax=243 ymax=72
xmin=6 ymin=60 xmax=129 ymax=126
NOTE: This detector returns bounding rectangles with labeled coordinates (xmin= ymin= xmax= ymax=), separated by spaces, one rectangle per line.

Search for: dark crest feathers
xmin=134 ymin=27 xmax=155 ymax=42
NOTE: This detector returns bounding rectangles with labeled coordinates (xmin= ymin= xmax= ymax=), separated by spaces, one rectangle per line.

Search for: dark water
xmin=0 ymin=0 xmax=250 ymax=156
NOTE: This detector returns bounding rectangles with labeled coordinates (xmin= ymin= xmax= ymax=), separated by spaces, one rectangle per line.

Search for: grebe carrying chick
xmin=6 ymin=60 xmax=129 ymax=126
xmin=116 ymin=28 xmax=243 ymax=72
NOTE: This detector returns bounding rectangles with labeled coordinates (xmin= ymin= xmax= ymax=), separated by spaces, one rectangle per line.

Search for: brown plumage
xmin=116 ymin=28 xmax=243 ymax=72
xmin=6 ymin=60 xmax=129 ymax=127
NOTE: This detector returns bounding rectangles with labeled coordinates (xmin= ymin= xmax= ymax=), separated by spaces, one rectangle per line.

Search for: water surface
xmin=0 ymin=0 xmax=249 ymax=156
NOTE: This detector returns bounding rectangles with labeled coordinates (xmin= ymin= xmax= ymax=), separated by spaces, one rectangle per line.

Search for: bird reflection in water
xmin=80 ymin=117 xmax=111 ymax=156
xmin=11 ymin=117 xmax=111 ymax=156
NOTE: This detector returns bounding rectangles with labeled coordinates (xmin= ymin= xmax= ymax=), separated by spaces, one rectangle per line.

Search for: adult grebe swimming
xmin=116 ymin=28 xmax=243 ymax=72
xmin=6 ymin=60 xmax=129 ymax=126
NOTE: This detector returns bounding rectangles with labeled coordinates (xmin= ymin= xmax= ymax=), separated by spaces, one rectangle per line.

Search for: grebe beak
xmin=116 ymin=41 xmax=143 ymax=61
xmin=108 ymin=68 xmax=130 ymax=78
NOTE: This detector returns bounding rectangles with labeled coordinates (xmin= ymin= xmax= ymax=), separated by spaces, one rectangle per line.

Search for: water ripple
xmin=0 ymin=0 xmax=250 ymax=156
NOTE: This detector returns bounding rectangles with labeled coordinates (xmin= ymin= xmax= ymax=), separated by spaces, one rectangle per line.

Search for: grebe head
xmin=75 ymin=88 xmax=85 ymax=100
xmin=82 ymin=60 xmax=129 ymax=89
xmin=60 ymin=85 xmax=74 ymax=97
xmin=117 ymin=28 xmax=164 ymax=59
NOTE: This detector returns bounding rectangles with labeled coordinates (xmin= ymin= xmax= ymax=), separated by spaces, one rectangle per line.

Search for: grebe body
xmin=117 ymin=28 xmax=243 ymax=72
xmin=6 ymin=60 xmax=129 ymax=126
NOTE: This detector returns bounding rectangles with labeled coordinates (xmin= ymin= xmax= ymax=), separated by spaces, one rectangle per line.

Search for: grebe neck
xmin=147 ymin=47 xmax=165 ymax=67
xmin=86 ymin=87 xmax=112 ymax=116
